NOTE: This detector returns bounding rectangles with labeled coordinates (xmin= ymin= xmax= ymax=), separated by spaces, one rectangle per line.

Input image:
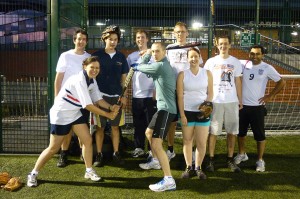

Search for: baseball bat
xmin=166 ymin=42 xmax=201 ymax=50
xmin=117 ymin=67 xmax=135 ymax=105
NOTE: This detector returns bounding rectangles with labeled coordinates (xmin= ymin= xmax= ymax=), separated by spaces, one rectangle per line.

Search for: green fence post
xmin=0 ymin=74 xmax=2 ymax=153
xmin=47 ymin=0 xmax=60 ymax=109
xmin=255 ymin=0 xmax=260 ymax=45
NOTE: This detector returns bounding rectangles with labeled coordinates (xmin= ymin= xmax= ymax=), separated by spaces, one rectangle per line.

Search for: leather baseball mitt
xmin=0 ymin=172 xmax=11 ymax=185
xmin=197 ymin=101 xmax=213 ymax=119
xmin=3 ymin=177 xmax=22 ymax=191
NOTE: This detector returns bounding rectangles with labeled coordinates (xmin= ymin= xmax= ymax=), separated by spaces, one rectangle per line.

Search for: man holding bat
xmin=133 ymin=42 xmax=177 ymax=192
xmin=92 ymin=25 xmax=129 ymax=166
xmin=166 ymin=22 xmax=203 ymax=163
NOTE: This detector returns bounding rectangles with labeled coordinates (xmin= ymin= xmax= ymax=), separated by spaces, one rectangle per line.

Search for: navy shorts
xmin=148 ymin=110 xmax=176 ymax=139
xmin=50 ymin=109 xmax=89 ymax=136
xmin=238 ymin=105 xmax=266 ymax=141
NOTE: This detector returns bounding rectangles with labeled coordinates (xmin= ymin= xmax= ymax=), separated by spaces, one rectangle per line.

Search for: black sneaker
xmin=57 ymin=153 xmax=67 ymax=168
xmin=206 ymin=160 xmax=215 ymax=172
xmin=94 ymin=153 xmax=104 ymax=167
xmin=196 ymin=169 xmax=207 ymax=180
xmin=113 ymin=151 xmax=125 ymax=165
xmin=181 ymin=166 xmax=195 ymax=179
xmin=228 ymin=160 xmax=241 ymax=173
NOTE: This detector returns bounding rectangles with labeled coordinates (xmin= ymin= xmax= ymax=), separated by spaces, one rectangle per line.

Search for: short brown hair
xmin=135 ymin=29 xmax=149 ymax=39
xmin=82 ymin=56 xmax=99 ymax=67
xmin=174 ymin=22 xmax=188 ymax=31
xmin=73 ymin=29 xmax=88 ymax=41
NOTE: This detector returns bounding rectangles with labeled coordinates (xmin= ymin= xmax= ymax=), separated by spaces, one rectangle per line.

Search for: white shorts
xmin=209 ymin=102 xmax=239 ymax=135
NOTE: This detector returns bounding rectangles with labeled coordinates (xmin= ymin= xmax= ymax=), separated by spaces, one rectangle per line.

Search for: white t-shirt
xmin=183 ymin=68 xmax=208 ymax=111
xmin=56 ymin=49 xmax=91 ymax=86
xmin=204 ymin=55 xmax=242 ymax=103
xmin=240 ymin=60 xmax=281 ymax=106
xmin=166 ymin=44 xmax=203 ymax=78
xmin=50 ymin=71 xmax=102 ymax=125
xmin=127 ymin=51 xmax=155 ymax=98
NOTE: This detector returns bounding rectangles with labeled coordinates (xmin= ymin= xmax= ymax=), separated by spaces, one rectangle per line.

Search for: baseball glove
xmin=3 ymin=177 xmax=22 ymax=191
xmin=0 ymin=172 xmax=11 ymax=185
xmin=197 ymin=101 xmax=213 ymax=119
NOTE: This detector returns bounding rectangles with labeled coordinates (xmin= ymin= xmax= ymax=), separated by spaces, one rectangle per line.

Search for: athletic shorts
xmin=238 ymin=105 xmax=266 ymax=141
xmin=148 ymin=110 xmax=176 ymax=139
xmin=179 ymin=111 xmax=210 ymax=127
xmin=50 ymin=109 xmax=89 ymax=136
xmin=210 ymin=102 xmax=239 ymax=135
xmin=99 ymin=95 xmax=122 ymax=127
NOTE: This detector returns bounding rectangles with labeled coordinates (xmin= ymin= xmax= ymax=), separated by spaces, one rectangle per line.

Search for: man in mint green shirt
xmin=135 ymin=42 xmax=177 ymax=192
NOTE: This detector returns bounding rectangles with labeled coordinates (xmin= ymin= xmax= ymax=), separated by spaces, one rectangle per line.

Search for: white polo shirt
xmin=204 ymin=55 xmax=242 ymax=103
xmin=166 ymin=44 xmax=203 ymax=78
xmin=50 ymin=71 xmax=102 ymax=125
xmin=127 ymin=51 xmax=155 ymax=98
xmin=56 ymin=49 xmax=91 ymax=86
xmin=240 ymin=60 xmax=281 ymax=106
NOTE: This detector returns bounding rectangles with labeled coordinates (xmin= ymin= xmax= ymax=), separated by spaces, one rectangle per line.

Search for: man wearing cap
xmin=92 ymin=25 xmax=129 ymax=166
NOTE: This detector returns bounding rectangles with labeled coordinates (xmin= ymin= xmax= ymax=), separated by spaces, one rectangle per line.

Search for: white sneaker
xmin=27 ymin=173 xmax=37 ymax=187
xmin=149 ymin=177 xmax=176 ymax=192
xmin=139 ymin=159 xmax=161 ymax=170
xmin=84 ymin=169 xmax=102 ymax=181
xmin=132 ymin=148 xmax=145 ymax=158
xmin=166 ymin=150 xmax=176 ymax=161
xmin=256 ymin=160 xmax=265 ymax=172
xmin=234 ymin=153 xmax=249 ymax=164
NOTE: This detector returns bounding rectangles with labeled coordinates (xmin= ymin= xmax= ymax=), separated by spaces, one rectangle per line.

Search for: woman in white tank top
xmin=177 ymin=47 xmax=213 ymax=179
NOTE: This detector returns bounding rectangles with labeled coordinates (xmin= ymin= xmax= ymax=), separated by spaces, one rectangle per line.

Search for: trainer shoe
xmin=234 ymin=153 xmax=249 ymax=165
xmin=228 ymin=160 xmax=241 ymax=173
xmin=166 ymin=150 xmax=176 ymax=161
xmin=139 ymin=159 xmax=161 ymax=170
xmin=256 ymin=160 xmax=265 ymax=172
xmin=196 ymin=169 xmax=207 ymax=180
xmin=146 ymin=151 xmax=153 ymax=162
xmin=149 ymin=177 xmax=176 ymax=192
xmin=113 ymin=151 xmax=125 ymax=165
xmin=84 ymin=169 xmax=101 ymax=181
xmin=94 ymin=152 xmax=103 ymax=167
xmin=181 ymin=166 xmax=195 ymax=179
xmin=27 ymin=173 xmax=37 ymax=187
xmin=132 ymin=148 xmax=145 ymax=158
xmin=57 ymin=152 xmax=67 ymax=168
xmin=205 ymin=160 xmax=215 ymax=172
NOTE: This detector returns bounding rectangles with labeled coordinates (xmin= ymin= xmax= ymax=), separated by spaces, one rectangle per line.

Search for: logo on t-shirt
xmin=258 ymin=69 xmax=264 ymax=75
xmin=116 ymin=62 xmax=122 ymax=66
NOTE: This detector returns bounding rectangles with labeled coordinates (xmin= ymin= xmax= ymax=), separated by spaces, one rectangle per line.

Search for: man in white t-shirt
xmin=54 ymin=29 xmax=90 ymax=168
xmin=166 ymin=22 xmax=204 ymax=162
xmin=234 ymin=45 xmax=285 ymax=172
xmin=204 ymin=35 xmax=242 ymax=173
xmin=127 ymin=30 xmax=156 ymax=159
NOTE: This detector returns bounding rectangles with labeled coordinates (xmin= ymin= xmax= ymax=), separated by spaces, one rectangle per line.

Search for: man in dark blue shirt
xmin=92 ymin=25 xmax=129 ymax=166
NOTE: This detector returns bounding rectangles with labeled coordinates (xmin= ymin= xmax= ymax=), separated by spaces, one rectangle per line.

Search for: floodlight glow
xmin=192 ymin=22 xmax=203 ymax=29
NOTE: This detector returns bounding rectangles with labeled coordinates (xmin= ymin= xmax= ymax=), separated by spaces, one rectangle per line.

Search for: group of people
xmin=26 ymin=21 xmax=285 ymax=192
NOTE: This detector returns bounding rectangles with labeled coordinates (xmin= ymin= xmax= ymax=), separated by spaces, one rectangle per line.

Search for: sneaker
xmin=256 ymin=160 xmax=265 ymax=172
xmin=94 ymin=153 xmax=103 ymax=167
xmin=181 ymin=166 xmax=195 ymax=179
xmin=149 ymin=177 xmax=176 ymax=192
xmin=206 ymin=160 xmax=215 ymax=172
xmin=139 ymin=159 xmax=161 ymax=170
xmin=57 ymin=153 xmax=67 ymax=168
xmin=196 ymin=169 xmax=207 ymax=180
xmin=146 ymin=151 xmax=153 ymax=162
xmin=113 ymin=151 xmax=125 ymax=165
xmin=228 ymin=160 xmax=241 ymax=173
xmin=27 ymin=173 xmax=37 ymax=187
xmin=84 ymin=169 xmax=102 ymax=181
xmin=234 ymin=153 xmax=249 ymax=165
xmin=132 ymin=148 xmax=145 ymax=158
xmin=166 ymin=150 xmax=176 ymax=161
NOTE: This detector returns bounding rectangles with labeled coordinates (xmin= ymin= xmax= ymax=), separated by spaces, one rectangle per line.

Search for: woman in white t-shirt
xmin=177 ymin=47 xmax=213 ymax=180
xmin=27 ymin=57 xmax=120 ymax=187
